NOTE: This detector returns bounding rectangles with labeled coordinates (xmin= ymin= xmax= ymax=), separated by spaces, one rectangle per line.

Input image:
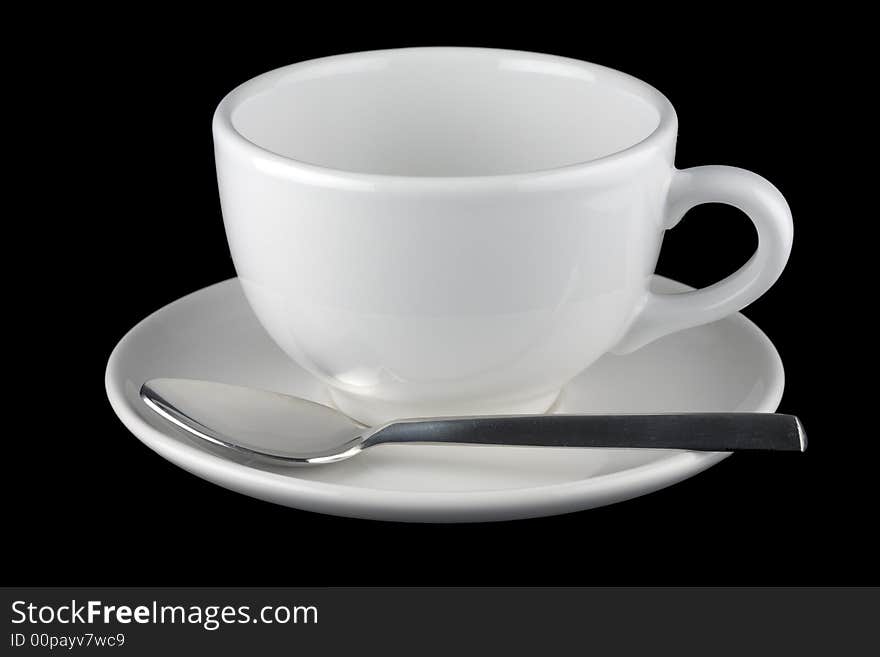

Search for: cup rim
xmin=213 ymin=47 xmax=678 ymax=191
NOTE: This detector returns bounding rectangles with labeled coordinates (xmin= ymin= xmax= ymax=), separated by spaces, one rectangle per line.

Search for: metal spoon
xmin=140 ymin=378 xmax=806 ymax=466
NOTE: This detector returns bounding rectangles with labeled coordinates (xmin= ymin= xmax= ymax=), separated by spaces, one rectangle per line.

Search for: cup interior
xmin=227 ymin=49 xmax=664 ymax=177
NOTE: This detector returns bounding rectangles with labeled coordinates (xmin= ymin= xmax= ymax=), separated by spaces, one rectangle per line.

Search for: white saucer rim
xmin=105 ymin=277 xmax=783 ymax=519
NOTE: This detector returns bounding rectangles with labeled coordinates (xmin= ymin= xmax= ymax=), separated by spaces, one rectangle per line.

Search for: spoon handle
xmin=364 ymin=414 xmax=806 ymax=452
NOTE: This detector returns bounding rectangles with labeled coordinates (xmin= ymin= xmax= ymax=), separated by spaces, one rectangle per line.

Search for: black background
xmin=9 ymin=13 xmax=871 ymax=585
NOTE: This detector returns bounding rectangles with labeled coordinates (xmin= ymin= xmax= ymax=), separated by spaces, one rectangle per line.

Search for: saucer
xmin=106 ymin=276 xmax=784 ymax=522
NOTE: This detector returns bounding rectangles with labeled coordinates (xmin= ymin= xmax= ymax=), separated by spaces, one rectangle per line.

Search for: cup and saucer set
xmin=106 ymin=48 xmax=793 ymax=522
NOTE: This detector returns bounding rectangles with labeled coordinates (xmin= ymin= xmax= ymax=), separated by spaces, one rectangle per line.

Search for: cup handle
xmin=612 ymin=165 xmax=793 ymax=354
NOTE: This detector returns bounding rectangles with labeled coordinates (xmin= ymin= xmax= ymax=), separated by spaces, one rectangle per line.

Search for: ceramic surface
xmin=105 ymin=277 xmax=784 ymax=522
xmin=213 ymin=48 xmax=793 ymax=424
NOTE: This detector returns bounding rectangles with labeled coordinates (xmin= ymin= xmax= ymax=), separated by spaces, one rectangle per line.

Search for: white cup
xmin=213 ymin=47 xmax=792 ymax=424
